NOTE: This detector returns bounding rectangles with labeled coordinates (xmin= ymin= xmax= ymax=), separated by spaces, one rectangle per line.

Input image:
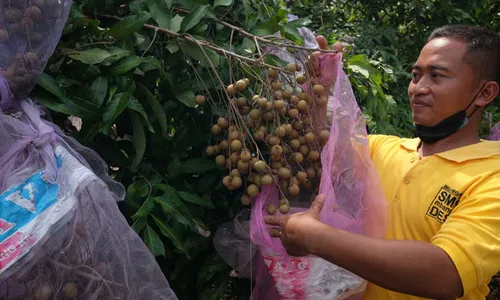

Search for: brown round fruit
xmin=230 ymin=153 xmax=240 ymax=164
xmin=231 ymin=176 xmax=243 ymax=189
xmin=254 ymin=131 xmax=265 ymax=141
xmin=288 ymin=184 xmax=300 ymax=196
xmin=297 ymin=171 xmax=307 ymax=182
xmin=206 ymin=146 xmax=215 ymax=156
xmin=297 ymin=100 xmax=308 ymax=112
xmin=241 ymin=195 xmax=252 ymax=205
xmin=279 ymin=204 xmax=290 ymax=214
xmin=274 ymin=100 xmax=286 ymax=111
xmin=318 ymin=95 xmax=328 ymax=107
xmin=271 ymin=145 xmax=283 ymax=155
xmin=269 ymin=136 xmax=280 ymax=146
xmin=223 ymin=176 xmax=232 ymax=187
xmin=237 ymin=160 xmax=249 ymax=171
xmin=237 ymin=97 xmax=247 ymax=106
xmin=217 ymin=117 xmax=229 ymax=129
xmin=240 ymin=150 xmax=252 ymax=162
xmin=302 ymin=116 xmax=312 ymax=126
xmin=306 ymin=167 xmax=316 ymax=179
xmin=263 ymin=112 xmax=274 ymax=121
xmin=288 ymin=108 xmax=299 ymax=119
xmin=195 ymin=95 xmax=206 ymax=105
xmin=230 ymin=169 xmax=241 ymax=177
xmin=220 ymin=140 xmax=229 ymax=150
xmin=276 ymin=126 xmax=286 ymax=137
xmin=320 ymin=130 xmax=330 ymax=144
xmin=272 ymin=81 xmax=282 ymax=90
xmin=278 ymin=167 xmax=291 ymax=179
xmin=267 ymin=204 xmax=277 ymax=215
xmin=231 ymin=140 xmax=243 ymax=152
xmin=227 ymin=84 xmax=237 ymax=95
xmin=313 ymin=84 xmax=325 ymax=95
xmin=215 ymin=155 xmax=226 ymax=166
xmin=249 ymin=109 xmax=261 ymax=120
xmin=211 ymin=124 xmax=222 ymax=135
xmin=286 ymin=63 xmax=297 ymax=73
xmin=27 ymin=6 xmax=43 ymax=21
xmin=235 ymin=79 xmax=247 ymax=90
xmin=247 ymin=184 xmax=259 ymax=197
xmin=305 ymin=132 xmax=316 ymax=143
xmin=290 ymin=139 xmax=300 ymax=149
xmin=268 ymin=68 xmax=278 ymax=78
xmin=299 ymin=145 xmax=310 ymax=155
xmin=308 ymin=150 xmax=320 ymax=161
xmin=229 ymin=130 xmax=240 ymax=141
xmin=292 ymin=120 xmax=304 ymax=131
xmin=274 ymin=91 xmax=283 ymax=100
xmin=62 ymin=282 xmax=78 ymax=299
xmin=296 ymin=74 xmax=306 ymax=85
xmin=254 ymin=160 xmax=267 ymax=172
xmin=261 ymin=174 xmax=274 ymax=185
xmin=290 ymin=95 xmax=300 ymax=105
xmin=294 ymin=152 xmax=304 ymax=163
xmin=34 ymin=285 xmax=52 ymax=300
xmin=271 ymin=161 xmax=283 ymax=169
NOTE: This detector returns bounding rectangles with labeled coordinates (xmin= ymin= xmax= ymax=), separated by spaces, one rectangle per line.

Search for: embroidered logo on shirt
xmin=426 ymin=185 xmax=462 ymax=224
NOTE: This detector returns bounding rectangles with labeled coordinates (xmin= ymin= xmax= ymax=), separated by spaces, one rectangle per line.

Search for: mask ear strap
xmin=465 ymin=81 xmax=488 ymax=118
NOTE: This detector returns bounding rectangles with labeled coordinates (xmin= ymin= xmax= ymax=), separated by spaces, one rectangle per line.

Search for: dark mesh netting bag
xmin=0 ymin=1 xmax=179 ymax=299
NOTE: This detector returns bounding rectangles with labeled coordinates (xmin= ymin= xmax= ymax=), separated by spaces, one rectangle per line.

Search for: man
xmin=264 ymin=25 xmax=500 ymax=300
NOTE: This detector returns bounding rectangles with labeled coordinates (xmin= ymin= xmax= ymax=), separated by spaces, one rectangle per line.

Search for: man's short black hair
xmin=428 ymin=25 xmax=500 ymax=85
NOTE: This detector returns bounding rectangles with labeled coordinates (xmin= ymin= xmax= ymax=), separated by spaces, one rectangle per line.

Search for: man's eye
xmin=411 ymin=72 xmax=420 ymax=79
xmin=431 ymin=73 xmax=441 ymax=78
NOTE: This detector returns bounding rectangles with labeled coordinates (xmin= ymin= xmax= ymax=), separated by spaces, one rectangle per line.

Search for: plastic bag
xmin=248 ymin=50 xmax=388 ymax=300
xmin=0 ymin=1 xmax=179 ymax=299
xmin=489 ymin=121 xmax=500 ymax=140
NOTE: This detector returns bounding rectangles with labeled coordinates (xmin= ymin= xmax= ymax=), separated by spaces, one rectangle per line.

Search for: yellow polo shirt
xmin=362 ymin=135 xmax=500 ymax=300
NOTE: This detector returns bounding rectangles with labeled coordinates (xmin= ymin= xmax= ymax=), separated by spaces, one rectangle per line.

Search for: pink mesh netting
xmin=214 ymin=24 xmax=388 ymax=300
xmin=0 ymin=1 xmax=179 ymax=299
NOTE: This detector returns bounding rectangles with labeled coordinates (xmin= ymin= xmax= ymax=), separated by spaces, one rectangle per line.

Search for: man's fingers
xmin=268 ymin=227 xmax=281 ymax=238
xmin=310 ymin=194 xmax=326 ymax=214
xmin=264 ymin=215 xmax=282 ymax=226
xmin=316 ymin=35 xmax=329 ymax=50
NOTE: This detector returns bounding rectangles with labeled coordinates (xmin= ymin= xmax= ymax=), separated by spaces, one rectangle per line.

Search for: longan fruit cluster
xmin=202 ymin=61 xmax=331 ymax=215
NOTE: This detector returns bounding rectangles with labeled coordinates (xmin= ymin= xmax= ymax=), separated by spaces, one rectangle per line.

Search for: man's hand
xmin=306 ymin=35 xmax=345 ymax=90
xmin=264 ymin=194 xmax=326 ymax=257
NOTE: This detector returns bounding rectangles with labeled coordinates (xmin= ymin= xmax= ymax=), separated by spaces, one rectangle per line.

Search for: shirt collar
xmin=400 ymin=138 xmax=500 ymax=163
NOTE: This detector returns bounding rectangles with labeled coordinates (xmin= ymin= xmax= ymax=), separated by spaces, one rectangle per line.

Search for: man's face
xmin=408 ymin=37 xmax=478 ymax=126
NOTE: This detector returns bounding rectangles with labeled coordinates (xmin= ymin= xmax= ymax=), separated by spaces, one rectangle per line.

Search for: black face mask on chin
xmin=414 ymin=82 xmax=487 ymax=144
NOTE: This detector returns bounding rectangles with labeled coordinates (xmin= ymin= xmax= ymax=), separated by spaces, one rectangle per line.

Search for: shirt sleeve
xmin=431 ymin=174 xmax=500 ymax=295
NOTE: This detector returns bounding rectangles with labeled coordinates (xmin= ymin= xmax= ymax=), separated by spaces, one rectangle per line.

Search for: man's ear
xmin=476 ymin=81 xmax=499 ymax=107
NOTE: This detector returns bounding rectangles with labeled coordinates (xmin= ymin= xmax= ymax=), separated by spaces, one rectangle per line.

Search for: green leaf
xmin=68 ymin=48 xmax=114 ymax=65
xmin=147 ymin=0 xmax=172 ymax=28
xmin=38 ymin=73 xmax=66 ymax=101
xmin=287 ymin=18 xmax=312 ymax=28
xmin=131 ymin=196 xmax=155 ymax=219
xmin=35 ymin=95 xmax=70 ymax=115
xmin=132 ymin=216 xmax=147 ymax=234
xmin=181 ymin=158 xmax=217 ymax=174
xmin=169 ymin=14 xmax=184 ymax=33
xmin=108 ymin=12 xmax=152 ymax=39
xmin=281 ymin=23 xmax=304 ymax=45
xmin=129 ymin=110 xmax=147 ymax=172
xmin=137 ymin=83 xmax=168 ymax=137
xmin=89 ymin=76 xmax=108 ymax=107
xmin=178 ymin=40 xmax=220 ymax=68
xmin=151 ymin=214 xmax=187 ymax=254
xmin=143 ymin=225 xmax=165 ymax=257
xmin=167 ymin=155 xmax=182 ymax=179
xmin=66 ymin=96 xmax=101 ymax=118
xmin=154 ymin=193 xmax=194 ymax=228
xmin=109 ymin=56 xmax=145 ymax=75
xmin=178 ymin=191 xmax=215 ymax=209
xmin=214 ymin=0 xmax=233 ymax=7
xmin=176 ymin=90 xmax=196 ymax=107
xmin=128 ymin=97 xmax=149 ymax=121
xmin=103 ymin=92 xmax=131 ymax=125
xmin=250 ymin=20 xmax=279 ymax=36
xmin=127 ymin=179 xmax=151 ymax=199
xmin=180 ymin=5 xmax=209 ymax=33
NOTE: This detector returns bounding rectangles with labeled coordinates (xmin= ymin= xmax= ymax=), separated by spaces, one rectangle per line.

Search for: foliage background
xmin=30 ymin=0 xmax=499 ymax=299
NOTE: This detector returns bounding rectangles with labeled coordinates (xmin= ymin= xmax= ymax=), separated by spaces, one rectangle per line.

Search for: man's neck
xmin=418 ymin=124 xmax=481 ymax=157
